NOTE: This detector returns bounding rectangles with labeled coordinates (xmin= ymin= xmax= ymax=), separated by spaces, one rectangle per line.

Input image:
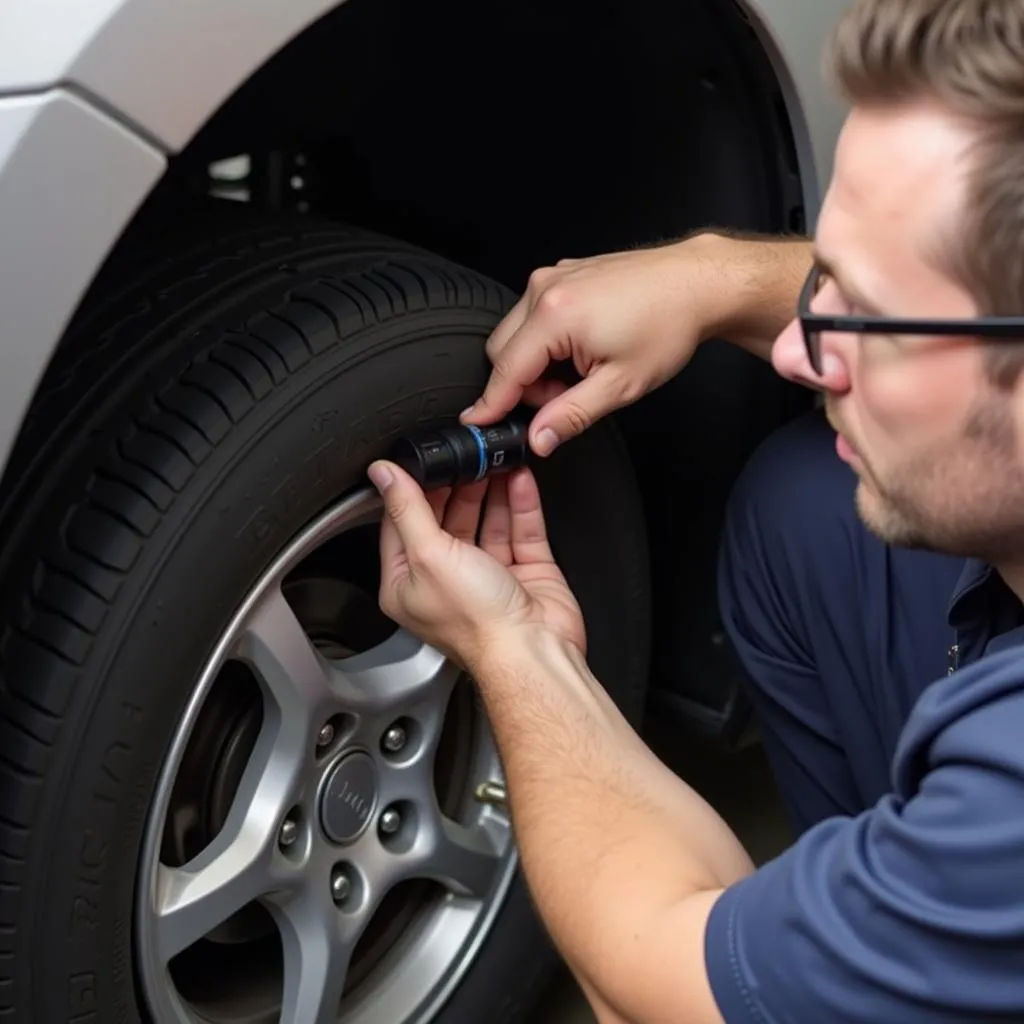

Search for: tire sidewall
xmin=18 ymin=275 xmax=648 ymax=1024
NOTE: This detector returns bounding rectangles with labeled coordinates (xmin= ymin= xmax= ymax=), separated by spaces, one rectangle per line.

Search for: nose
xmin=771 ymin=318 xmax=850 ymax=393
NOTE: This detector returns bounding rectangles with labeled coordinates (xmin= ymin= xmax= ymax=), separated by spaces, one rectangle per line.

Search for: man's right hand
xmin=461 ymin=231 xmax=812 ymax=456
xmin=461 ymin=239 xmax=718 ymax=456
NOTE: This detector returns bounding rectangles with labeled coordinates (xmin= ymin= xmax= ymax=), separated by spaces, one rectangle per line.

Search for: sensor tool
xmin=389 ymin=416 xmax=530 ymax=490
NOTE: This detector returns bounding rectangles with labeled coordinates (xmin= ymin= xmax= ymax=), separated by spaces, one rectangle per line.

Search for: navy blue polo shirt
xmin=706 ymin=558 xmax=1024 ymax=1021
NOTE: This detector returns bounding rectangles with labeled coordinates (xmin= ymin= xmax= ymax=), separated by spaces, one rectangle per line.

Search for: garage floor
xmin=535 ymin=712 xmax=793 ymax=1023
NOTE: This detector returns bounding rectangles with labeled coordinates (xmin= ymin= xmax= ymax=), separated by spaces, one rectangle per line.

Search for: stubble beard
xmin=853 ymin=397 xmax=1024 ymax=561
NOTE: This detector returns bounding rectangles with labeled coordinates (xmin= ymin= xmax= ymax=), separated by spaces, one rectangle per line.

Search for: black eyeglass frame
xmin=798 ymin=264 xmax=1024 ymax=374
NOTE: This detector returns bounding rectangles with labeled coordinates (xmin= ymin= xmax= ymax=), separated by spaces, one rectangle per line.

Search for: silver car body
xmin=0 ymin=0 xmax=850 ymax=479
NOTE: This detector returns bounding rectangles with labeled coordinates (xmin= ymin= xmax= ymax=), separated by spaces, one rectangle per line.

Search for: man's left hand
xmin=366 ymin=460 xmax=586 ymax=671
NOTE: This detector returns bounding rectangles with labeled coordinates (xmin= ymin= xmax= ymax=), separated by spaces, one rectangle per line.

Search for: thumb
xmin=367 ymin=460 xmax=443 ymax=555
xmin=528 ymin=367 xmax=633 ymax=456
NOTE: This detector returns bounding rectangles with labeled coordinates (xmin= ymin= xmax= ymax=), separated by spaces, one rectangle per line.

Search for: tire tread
xmin=0 ymin=226 xmax=511 ymax=957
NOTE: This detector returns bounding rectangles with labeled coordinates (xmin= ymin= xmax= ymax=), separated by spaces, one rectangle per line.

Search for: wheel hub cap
xmin=320 ymin=751 xmax=378 ymax=844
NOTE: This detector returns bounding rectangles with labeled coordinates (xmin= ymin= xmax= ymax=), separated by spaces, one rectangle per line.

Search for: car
xmin=0 ymin=1 xmax=848 ymax=1021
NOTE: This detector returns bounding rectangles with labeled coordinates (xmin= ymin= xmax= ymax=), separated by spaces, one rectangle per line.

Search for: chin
xmin=854 ymin=482 xmax=930 ymax=550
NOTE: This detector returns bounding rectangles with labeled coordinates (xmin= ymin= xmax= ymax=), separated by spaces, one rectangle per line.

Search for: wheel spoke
xmin=155 ymin=852 xmax=270 ymax=963
xmin=337 ymin=630 xmax=460 ymax=714
xmin=276 ymin=897 xmax=360 ymax=1024
xmin=152 ymin=724 xmax=301 ymax=962
xmin=417 ymin=814 xmax=503 ymax=899
xmin=236 ymin=585 xmax=338 ymax=720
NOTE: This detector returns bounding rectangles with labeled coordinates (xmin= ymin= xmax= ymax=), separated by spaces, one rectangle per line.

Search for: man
xmin=366 ymin=1 xmax=1024 ymax=1020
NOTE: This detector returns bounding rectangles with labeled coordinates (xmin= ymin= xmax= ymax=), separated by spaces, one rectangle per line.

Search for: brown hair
xmin=823 ymin=0 xmax=1024 ymax=385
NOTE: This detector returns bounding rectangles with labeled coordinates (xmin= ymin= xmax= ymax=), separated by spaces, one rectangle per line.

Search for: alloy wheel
xmin=135 ymin=489 xmax=517 ymax=1024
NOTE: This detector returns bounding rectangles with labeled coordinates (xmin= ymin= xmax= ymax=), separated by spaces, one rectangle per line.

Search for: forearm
xmin=470 ymin=628 xmax=755 ymax=1022
xmin=688 ymin=229 xmax=813 ymax=361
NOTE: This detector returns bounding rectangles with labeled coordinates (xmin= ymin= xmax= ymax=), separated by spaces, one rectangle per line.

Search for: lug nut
xmin=331 ymin=868 xmax=352 ymax=905
xmin=279 ymin=817 xmax=299 ymax=848
xmin=379 ymin=807 xmax=402 ymax=835
xmin=317 ymin=722 xmax=335 ymax=748
xmin=381 ymin=724 xmax=407 ymax=754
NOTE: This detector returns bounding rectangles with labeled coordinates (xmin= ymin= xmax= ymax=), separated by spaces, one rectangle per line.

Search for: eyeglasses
xmin=798 ymin=263 xmax=1024 ymax=375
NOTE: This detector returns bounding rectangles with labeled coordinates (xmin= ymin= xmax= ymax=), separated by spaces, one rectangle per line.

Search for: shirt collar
xmin=947 ymin=558 xmax=1024 ymax=655
xmin=946 ymin=558 xmax=995 ymax=625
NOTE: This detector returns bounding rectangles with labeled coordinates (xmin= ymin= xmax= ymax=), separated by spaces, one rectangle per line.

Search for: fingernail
xmin=459 ymin=405 xmax=475 ymax=421
xmin=534 ymin=428 xmax=559 ymax=457
xmin=368 ymin=463 xmax=394 ymax=492
xmin=821 ymin=353 xmax=843 ymax=377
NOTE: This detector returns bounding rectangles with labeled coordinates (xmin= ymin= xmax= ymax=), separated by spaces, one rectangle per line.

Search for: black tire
xmin=0 ymin=217 xmax=651 ymax=1023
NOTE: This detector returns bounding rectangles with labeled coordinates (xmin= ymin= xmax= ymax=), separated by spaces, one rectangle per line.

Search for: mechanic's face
xmin=772 ymin=100 xmax=1024 ymax=562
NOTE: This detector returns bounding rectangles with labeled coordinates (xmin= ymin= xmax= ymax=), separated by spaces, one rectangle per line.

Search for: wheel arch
xmin=0 ymin=0 xmax=845 ymax=488
xmin=0 ymin=0 xmax=349 ymax=488
xmin=736 ymin=0 xmax=848 ymax=224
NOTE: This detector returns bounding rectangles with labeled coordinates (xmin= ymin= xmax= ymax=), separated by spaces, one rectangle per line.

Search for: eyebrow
xmin=811 ymin=250 xmax=886 ymax=317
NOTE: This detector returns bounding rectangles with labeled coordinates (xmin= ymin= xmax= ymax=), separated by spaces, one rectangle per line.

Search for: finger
xmin=462 ymin=317 xmax=568 ymax=428
xmin=441 ymin=479 xmax=489 ymax=543
xmin=479 ymin=475 xmax=513 ymax=566
xmin=368 ymin=460 xmax=444 ymax=558
xmin=507 ymin=468 xmax=556 ymax=564
xmin=483 ymin=293 xmax=530 ymax=365
xmin=426 ymin=486 xmax=451 ymax=526
xmin=520 ymin=377 xmax=569 ymax=409
xmin=526 ymin=366 xmax=634 ymax=457
xmin=377 ymin=501 xmax=407 ymax=576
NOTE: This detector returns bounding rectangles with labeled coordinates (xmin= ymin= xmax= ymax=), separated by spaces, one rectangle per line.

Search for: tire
xmin=0 ymin=216 xmax=651 ymax=1023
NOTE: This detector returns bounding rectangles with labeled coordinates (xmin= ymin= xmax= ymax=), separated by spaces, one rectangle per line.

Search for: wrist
xmin=468 ymin=618 xmax=573 ymax=675
xmin=467 ymin=625 xmax=584 ymax=684
xmin=465 ymin=623 xmax=629 ymax=756
xmin=683 ymin=229 xmax=812 ymax=346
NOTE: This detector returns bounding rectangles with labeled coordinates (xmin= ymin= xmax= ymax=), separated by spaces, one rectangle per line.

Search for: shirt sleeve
xmin=704 ymin=658 xmax=1024 ymax=1024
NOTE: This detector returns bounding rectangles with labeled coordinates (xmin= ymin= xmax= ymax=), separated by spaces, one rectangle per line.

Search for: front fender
xmin=0 ymin=0 xmax=346 ymax=151
xmin=0 ymin=90 xmax=162 ymax=477
xmin=0 ymin=0 xmax=348 ymax=480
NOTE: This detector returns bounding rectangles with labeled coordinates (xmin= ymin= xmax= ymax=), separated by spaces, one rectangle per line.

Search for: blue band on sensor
xmin=466 ymin=424 xmax=488 ymax=481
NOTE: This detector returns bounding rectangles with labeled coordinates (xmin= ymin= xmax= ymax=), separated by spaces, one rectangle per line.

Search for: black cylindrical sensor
xmin=389 ymin=417 xmax=529 ymax=489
